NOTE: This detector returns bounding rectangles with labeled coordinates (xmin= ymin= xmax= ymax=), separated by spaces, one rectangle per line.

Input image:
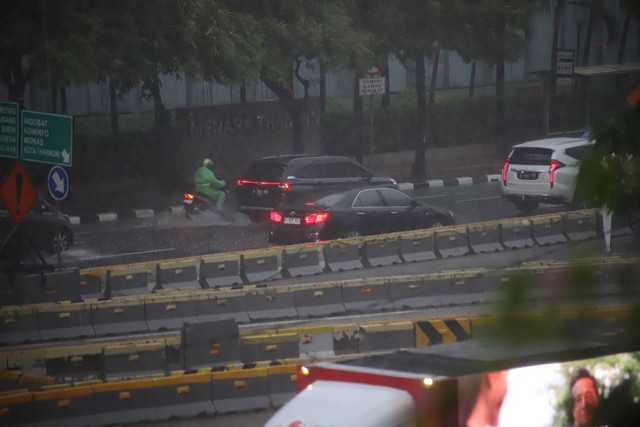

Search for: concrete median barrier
xmin=0 ymin=390 xmax=34 ymax=426
xmin=358 ymin=322 xmax=414 ymax=353
xmin=531 ymin=214 xmax=567 ymax=246
xmin=467 ymin=222 xmax=503 ymax=254
xmin=293 ymin=282 xmax=346 ymax=318
xmin=200 ymin=255 xmax=242 ymax=289
xmin=322 ymin=240 xmax=365 ymax=272
xmin=103 ymin=342 xmax=166 ymax=380
xmin=564 ymin=210 xmax=599 ymax=241
xmin=297 ymin=325 xmax=336 ymax=358
xmin=333 ymin=325 xmax=360 ymax=355
xmin=435 ymin=271 xmax=486 ymax=306
xmin=241 ymin=249 xmax=282 ymax=283
xmin=79 ymin=269 xmax=104 ymax=301
xmin=182 ymin=319 xmax=241 ymax=370
xmin=93 ymin=378 xmax=159 ymax=425
xmin=500 ymin=218 xmax=534 ymax=249
xmin=0 ymin=305 xmax=40 ymax=344
xmin=341 ymin=278 xmax=393 ymax=313
xmin=240 ymin=333 xmax=299 ymax=364
xmin=267 ymin=365 xmax=297 ymax=407
xmin=211 ymin=367 xmax=271 ymax=413
xmin=415 ymin=318 xmax=471 ymax=347
xmin=363 ymin=236 xmax=403 ymax=267
xmin=90 ymin=298 xmax=148 ymax=336
xmin=156 ymin=260 xmax=200 ymax=291
xmin=153 ymin=372 xmax=216 ymax=419
xmin=196 ymin=289 xmax=249 ymax=324
xmin=434 ymin=226 xmax=470 ymax=258
xmin=398 ymin=230 xmax=437 ymax=263
xmin=245 ymin=287 xmax=298 ymax=321
xmin=106 ymin=266 xmax=151 ymax=297
xmin=36 ymin=302 xmax=95 ymax=340
xmin=32 ymin=384 xmax=97 ymax=427
xmin=144 ymin=293 xmax=199 ymax=331
xmin=388 ymin=276 xmax=441 ymax=310
xmin=14 ymin=268 xmax=81 ymax=304
xmin=282 ymin=245 xmax=324 ymax=278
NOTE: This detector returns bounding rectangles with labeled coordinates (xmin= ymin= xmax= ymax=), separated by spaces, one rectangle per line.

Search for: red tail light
xmin=549 ymin=159 xmax=565 ymax=188
xmin=237 ymin=179 xmax=259 ymax=186
xmin=236 ymin=179 xmax=291 ymax=190
xmin=304 ymin=212 xmax=329 ymax=224
xmin=280 ymin=182 xmax=291 ymax=190
xmin=502 ymin=158 xmax=510 ymax=186
xmin=270 ymin=211 xmax=283 ymax=223
xmin=184 ymin=193 xmax=194 ymax=200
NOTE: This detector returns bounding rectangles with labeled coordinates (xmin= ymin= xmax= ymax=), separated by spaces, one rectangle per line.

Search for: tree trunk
xmin=618 ymin=12 xmax=631 ymax=64
xmin=382 ymin=58 xmax=390 ymax=108
xmin=144 ymin=77 xmax=171 ymax=129
xmin=319 ymin=62 xmax=326 ymax=113
xmin=5 ymin=55 xmax=31 ymax=110
xmin=469 ymin=60 xmax=477 ymax=99
xmin=240 ymin=80 xmax=247 ymax=103
xmin=582 ymin=13 xmax=595 ymax=66
xmin=109 ymin=78 xmax=119 ymax=134
xmin=60 ymin=86 xmax=67 ymax=115
xmin=411 ymin=51 xmax=427 ymax=182
xmin=495 ymin=62 xmax=506 ymax=135
xmin=549 ymin=0 xmax=564 ymax=95
xmin=50 ymin=86 xmax=57 ymax=113
xmin=428 ymin=48 xmax=440 ymax=105
xmin=263 ymin=78 xmax=306 ymax=154
xmin=353 ymin=75 xmax=363 ymax=112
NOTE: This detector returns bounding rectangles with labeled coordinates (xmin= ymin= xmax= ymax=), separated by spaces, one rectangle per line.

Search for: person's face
xmin=572 ymin=377 xmax=599 ymax=427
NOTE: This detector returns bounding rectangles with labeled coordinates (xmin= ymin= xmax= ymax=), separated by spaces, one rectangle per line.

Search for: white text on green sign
xmin=0 ymin=101 xmax=19 ymax=159
xmin=21 ymin=110 xmax=73 ymax=166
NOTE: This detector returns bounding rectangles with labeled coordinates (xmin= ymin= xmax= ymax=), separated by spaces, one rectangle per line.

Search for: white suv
xmin=501 ymin=137 xmax=594 ymax=213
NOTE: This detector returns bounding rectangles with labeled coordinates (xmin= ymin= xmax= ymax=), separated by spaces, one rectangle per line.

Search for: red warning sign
xmin=0 ymin=160 xmax=39 ymax=223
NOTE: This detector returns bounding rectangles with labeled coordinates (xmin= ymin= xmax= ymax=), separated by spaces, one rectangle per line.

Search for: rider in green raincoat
xmin=194 ymin=158 xmax=226 ymax=209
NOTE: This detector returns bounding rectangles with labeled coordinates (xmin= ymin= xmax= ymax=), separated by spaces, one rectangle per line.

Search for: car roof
xmin=512 ymin=137 xmax=591 ymax=149
xmin=257 ymin=154 xmax=354 ymax=165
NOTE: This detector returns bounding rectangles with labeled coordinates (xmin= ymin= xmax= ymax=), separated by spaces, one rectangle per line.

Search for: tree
xmin=618 ymin=0 xmax=640 ymax=63
xmin=228 ymin=0 xmax=372 ymax=154
xmin=576 ymin=103 xmax=640 ymax=221
xmin=571 ymin=0 xmax=618 ymax=66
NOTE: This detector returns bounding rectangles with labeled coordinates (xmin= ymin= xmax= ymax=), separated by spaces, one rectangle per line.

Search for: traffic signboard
xmin=556 ymin=49 xmax=575 ymax=77
xmin=359 ymin=77 xmax=386 ymax=96
xmin=48 ymin=166 xmax=69 ymax=201
xmin=21 ymin=110 xmax=73 ymax=166
xmin=0 ymin=101 xmax=19 ymax=159
xmin=0 ymin=160 xmax=38 ymax=223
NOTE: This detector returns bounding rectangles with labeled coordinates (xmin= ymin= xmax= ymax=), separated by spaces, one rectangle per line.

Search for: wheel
xmin=430 ymin=216 xmax=449 ymax=228
xmin=513 ymin=197 xmax=539 ymax=214
xmin=51 ymin=229 xmax=72 ymax=253
xmin=344 ymin=229 xmax=361 ymax=238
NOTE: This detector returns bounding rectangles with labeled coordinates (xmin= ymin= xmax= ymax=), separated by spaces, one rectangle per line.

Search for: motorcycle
xmin=183 ymin=188 xmax=237 ymax=222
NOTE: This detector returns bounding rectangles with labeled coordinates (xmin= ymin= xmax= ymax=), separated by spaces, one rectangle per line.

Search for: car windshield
xmin=509 ymin=147 xmax=553 ymax=165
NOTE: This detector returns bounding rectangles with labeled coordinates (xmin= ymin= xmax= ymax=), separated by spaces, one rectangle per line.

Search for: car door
xmin=351 ymin=189 xmax=395 ymax=235
xmin=378 ymin=188 xmax=419 ymax=232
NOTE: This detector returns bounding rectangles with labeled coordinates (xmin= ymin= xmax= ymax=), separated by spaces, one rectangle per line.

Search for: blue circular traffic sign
xmin=48 ymin=166 xmax=69 ymax=201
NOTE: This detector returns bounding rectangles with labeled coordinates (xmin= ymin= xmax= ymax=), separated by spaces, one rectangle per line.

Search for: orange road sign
xmin=0 ymin=160 xmax=38 ymax=223
xmin=627 ymin=83 xmax=640 ymax=107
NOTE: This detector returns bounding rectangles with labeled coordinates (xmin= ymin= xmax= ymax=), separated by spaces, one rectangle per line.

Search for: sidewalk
xmin=64 ymin=143 xmax=504 ymax=224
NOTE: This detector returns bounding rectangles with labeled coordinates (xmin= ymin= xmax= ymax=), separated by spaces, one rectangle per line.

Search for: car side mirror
xmin=410 ymin=199 xmax=418 ymax=208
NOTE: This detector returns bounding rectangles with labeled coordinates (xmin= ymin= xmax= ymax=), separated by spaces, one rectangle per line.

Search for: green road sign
xmin=0 ymin=101 xmax=20 ymax=159
xmin=21 ymin=110 xmax=73 ymax=166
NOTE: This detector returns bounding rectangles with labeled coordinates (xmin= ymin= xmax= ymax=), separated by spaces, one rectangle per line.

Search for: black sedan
xmin=0 ymin=198 xmax=74 ymax=254
xmin=268 ymin=186 xmax=454 ymax=244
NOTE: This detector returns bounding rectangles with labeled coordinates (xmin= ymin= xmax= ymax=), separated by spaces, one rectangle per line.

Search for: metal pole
xmin=369 ymin=94 xmax=373 ymax=169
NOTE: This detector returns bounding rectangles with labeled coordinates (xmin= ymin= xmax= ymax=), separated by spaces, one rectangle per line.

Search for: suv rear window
xmin=509 ymin=147 xmax=552 ymax=165
xmin=243 ymin=161 xmax=284 ymax=181
xmin=565 ymin=144 xmax=594 ymax=160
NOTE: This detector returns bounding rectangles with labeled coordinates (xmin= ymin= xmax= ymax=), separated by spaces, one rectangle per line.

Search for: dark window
xmin=354 ymin=190 xmax=384 ymax=207
xmin=565 ymin=144 xmax=594 ymax=160
xmin=509 ymin=147 xmax=553 ymax=165
xmin=379 ymin=189 xmax=414 ymax=207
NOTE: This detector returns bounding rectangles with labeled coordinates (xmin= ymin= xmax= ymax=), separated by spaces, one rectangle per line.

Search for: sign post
xmin=0 ymin=101 xmax=20 ymax=159
xmin=359 ymin=76 xmax=386 ymax=169
xmin=21 ymin=110 xmax=73 ymax=166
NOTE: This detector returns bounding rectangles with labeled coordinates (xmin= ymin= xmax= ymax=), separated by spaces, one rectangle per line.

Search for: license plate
xmin=252 ymin=188 xmax=269 ymax=196
xmin=184 ymin=199 xmax=193 ymax=205
xmin=284 ymin=217 xmax=301 ymax=225
xmin=517 ymin=170 xmax=538 ymax=180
